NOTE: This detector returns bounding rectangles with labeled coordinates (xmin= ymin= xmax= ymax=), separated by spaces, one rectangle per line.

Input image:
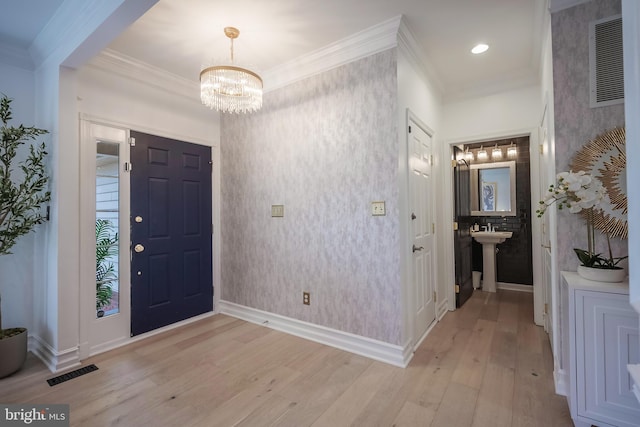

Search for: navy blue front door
xmin=130 ymin=131 xmax=213 ymax=336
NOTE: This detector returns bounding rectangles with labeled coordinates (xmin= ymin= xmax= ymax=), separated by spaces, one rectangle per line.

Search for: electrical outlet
xmin=303 ymin=291 xmax=310 ymax=305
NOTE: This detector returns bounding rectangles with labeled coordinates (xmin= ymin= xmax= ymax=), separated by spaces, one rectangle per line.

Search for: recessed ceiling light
xmin=471 ymin=43 xmax=489 ymax=54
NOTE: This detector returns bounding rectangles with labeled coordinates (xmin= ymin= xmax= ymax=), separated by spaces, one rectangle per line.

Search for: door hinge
xmin=453 ymin=221 xmax=458 ymax=231
xmin=544 ymin=303 xmax=548 ymax=315
xmin=408 ymin=125 xmax=412 ymax=133
xmin=451 ymin=159 xmax=457 ymax=168
xmin=124 ymin=162 xmax=132 ymax=172
xmin=455 ymin=284 xmax=460 ymax=294
xmin=430 ymin=154 xmax=434 ymax=166
xmin=211 ymin=223 xmax=214 ymax=234
xmin=129 ymin=137 xmax=136 ymax=147
xmin=539 ymin=144 xmax=544 ymax=155
xmin=432 ymin=223 xmax=435 ymax=234
xmin=433 ymin=291 xmax=437 ymax=302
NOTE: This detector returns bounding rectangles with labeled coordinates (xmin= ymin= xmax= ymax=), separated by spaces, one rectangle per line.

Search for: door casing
xmin=441 ymin=127 xmax=544 ymax=324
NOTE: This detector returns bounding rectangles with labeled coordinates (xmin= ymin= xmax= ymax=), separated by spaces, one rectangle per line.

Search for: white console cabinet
xmin=561 ymin=271 xmax=640 ymax=427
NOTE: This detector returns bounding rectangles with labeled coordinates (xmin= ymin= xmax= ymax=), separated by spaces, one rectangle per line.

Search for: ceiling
xmin=1 ymin=0 xmax=549 ymax=101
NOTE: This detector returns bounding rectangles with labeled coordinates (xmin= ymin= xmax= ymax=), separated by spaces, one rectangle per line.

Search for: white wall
xmin=0 ymin=62 xmax=38 ymax=332
xmin=621 ymin=0 xmax=640 ymax=394
xmin=77 ymin=66 xmax=219 ymax=143
xmin=438 ymin=85 xmax=542 ymax=315
xmin=441 ymin=85 xmax=542 ymax=142
xmin=396 ymin=45 xmax=444 ymax=343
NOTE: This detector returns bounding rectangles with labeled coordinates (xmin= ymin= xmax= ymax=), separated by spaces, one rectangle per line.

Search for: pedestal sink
xmin=471 ymin=231 xmax=513 ymax=293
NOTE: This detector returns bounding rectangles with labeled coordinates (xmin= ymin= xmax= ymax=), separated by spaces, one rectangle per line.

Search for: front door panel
xmin=130 ymin=131 xmax=212 ymax=336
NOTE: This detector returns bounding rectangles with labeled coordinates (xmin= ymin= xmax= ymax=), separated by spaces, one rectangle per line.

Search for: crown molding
xmin=88 ymin=49 xmax=200 ymax=100
xmin=397 ymin=17 xmax=444 ymax=99
xmin=262 ymin=15 xmax=402 ymax=92
xmin=87 ymin=14 xmax=443 ymax=104
xmin=29 ymin=0 xmax=157 ymax=69
xmin=30 ymin=0 xmax=124 ymax=67
xmin=550 ymin=0 xmax=593 ymax=13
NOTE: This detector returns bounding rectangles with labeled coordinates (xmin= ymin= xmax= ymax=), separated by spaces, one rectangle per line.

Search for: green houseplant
xmin=0 ymin=95 xmax=50 ymax=378
xmin=96 ymin=218 xmax=118 ymax=316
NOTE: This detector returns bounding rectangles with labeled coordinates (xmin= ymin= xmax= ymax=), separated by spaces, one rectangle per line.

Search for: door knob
xmin=134 ymin=244 xmax=144 ymax=253
xmin=412 ymin=245 xmax=424 ymax=253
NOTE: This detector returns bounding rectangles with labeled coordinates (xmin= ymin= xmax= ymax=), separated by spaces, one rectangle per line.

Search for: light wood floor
xmin=0 ymin=290 xmax=573 ymax=426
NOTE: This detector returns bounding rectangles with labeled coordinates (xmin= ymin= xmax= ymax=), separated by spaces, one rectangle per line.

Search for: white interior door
xmin=409 ymin=118 xmax=436 ymax=346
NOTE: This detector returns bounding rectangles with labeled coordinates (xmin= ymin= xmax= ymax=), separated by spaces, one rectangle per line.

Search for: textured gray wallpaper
xmin=220 ymin=49 xmax=402 ymax=345
xmin=551 ymin=0 xmax=627 ymax=272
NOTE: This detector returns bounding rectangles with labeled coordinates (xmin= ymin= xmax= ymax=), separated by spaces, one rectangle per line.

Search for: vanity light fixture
xmin=477 ymin=146 xmax=488 ymax=161
xmin=507 ymin=142 xmax=518 ymax=158
xmin=471 ymin=43 xmax=489 ymax=54
xmin=492 ymin=144 xmax=503 ymax=159
xmin=465 ymin=148 xmax=474 ymax=161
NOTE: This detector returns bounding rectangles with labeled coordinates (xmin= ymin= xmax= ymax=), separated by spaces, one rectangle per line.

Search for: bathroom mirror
xmin=470 ymin=160 xmax=516 ymax=216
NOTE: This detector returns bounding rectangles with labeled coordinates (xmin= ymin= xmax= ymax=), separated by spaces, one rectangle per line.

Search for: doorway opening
xmin=459 ymin=136 xmax=533 ymax=291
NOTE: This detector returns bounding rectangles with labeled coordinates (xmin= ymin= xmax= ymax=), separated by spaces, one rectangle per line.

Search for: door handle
xmin=134 ymin=244 xmax=145 ymax=253
xmin=412 ymin=245 xmax=424 ymax=253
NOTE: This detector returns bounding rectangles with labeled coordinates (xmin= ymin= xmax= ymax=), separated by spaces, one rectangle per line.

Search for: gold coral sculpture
xmin=570 ymin=127 xmax=627 ymax=239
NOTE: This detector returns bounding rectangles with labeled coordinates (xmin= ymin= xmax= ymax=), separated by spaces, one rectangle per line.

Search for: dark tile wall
xmin=465 ymin=136 xmax=533 ymax=285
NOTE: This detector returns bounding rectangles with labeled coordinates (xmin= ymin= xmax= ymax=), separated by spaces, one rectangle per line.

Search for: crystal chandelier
xmin=200 ymin=27 xmax=263 ymax=114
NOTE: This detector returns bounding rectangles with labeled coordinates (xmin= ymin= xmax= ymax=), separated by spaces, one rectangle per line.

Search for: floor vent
xmin=46 ymin=364 xmax=99 ymax=386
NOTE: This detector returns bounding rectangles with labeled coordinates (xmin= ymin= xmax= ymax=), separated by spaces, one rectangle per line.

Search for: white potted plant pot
xmin=577 ymin=265 xmax=626 ymax=283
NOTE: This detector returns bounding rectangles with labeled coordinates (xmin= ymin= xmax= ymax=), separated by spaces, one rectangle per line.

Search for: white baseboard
xmin=219 ymin=300 xmax=410 ymax=367
xmin=29 ymin=334 xmax=81 ymax=373
xmin=554 ymin=368 xmax=568 ymax=396
xmin=437 ymin=300 xmax=449 ymax=320
xmin=496 ymin=282 xmax=534 ymax=293
xmin=628 ymin=364 xmax=640 ymax=404
xmin=413 ymin=319 xmax=438 ymax=352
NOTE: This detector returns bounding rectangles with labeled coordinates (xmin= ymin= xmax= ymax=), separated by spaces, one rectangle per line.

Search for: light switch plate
xmin=371 ymin=201 xmax=386 ymax=216
xmin=271 ymin=205 xmax=284 ymax=217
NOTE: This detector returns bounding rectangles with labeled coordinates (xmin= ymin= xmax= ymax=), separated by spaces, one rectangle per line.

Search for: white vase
xmin=577 ymin=265 xmax=626 ymax=283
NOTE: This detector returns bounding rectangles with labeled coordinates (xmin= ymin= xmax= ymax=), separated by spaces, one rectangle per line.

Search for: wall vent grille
xmin=590 ymin=15 xmax=624 ymax=107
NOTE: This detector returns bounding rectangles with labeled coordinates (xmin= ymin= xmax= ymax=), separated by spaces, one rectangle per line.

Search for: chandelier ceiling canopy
xmin=200 ymin=27 xmax=263 ymax=114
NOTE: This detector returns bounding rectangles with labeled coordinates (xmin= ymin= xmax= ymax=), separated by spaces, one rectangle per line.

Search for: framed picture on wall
xmin=481 ymin=182 xmax=496 ymax=211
